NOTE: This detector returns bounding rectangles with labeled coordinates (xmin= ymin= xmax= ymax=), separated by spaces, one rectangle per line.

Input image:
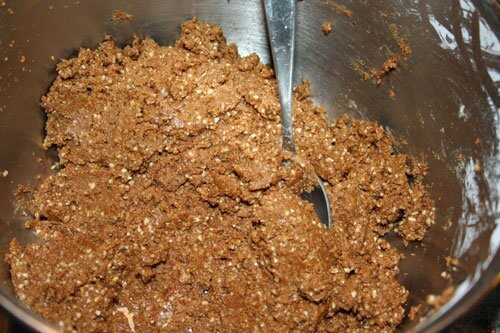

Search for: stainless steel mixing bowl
xmin=0 ymin=0 xmax=498 ymax=332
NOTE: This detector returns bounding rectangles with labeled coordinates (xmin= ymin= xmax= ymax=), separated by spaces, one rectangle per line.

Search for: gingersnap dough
xmin=7 ymin=19 xmax=434 ymax=332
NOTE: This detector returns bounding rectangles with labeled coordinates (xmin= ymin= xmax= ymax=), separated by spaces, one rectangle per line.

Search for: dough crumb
xmin=408 ymin=304 xmax=422 ymax=320
xmin=2 ymin=170 xmax=8 ymax=177
xmin=426 ymin=286 xmax=455 ymax=310
xmin=332 ymin=3 xmax=352 ymax=18
xmin=445 ymin=256 xmax=461 ymax=268
xmin=353 ymin=25 xmax=411 ymax=85
xmin=112 ymin=10 xmax=133 ymax=23
xmin=321 ymin=22 xmax=332 ymax=35
xmin=388 ymin=89 xmax=396 ymax=100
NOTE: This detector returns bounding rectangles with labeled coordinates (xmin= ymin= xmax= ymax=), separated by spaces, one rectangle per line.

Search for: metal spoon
xmin=264 ymin=0 xmax=331 ymax=228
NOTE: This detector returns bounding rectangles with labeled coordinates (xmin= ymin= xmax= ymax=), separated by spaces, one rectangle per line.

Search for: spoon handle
xmin=264 ymin=0 xmax=297 ymax=153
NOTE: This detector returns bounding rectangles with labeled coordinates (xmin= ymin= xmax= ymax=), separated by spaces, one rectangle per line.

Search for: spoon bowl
xmin=264 ymin=0 xmax=331 ymax=228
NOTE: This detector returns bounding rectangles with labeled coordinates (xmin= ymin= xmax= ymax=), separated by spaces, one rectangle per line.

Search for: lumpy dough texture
xmin=7 ymin=19 xmax=435 ymax=332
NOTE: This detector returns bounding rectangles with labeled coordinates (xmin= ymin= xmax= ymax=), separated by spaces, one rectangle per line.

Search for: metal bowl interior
xmin=0 ymin=0 xmax=498 ymax=332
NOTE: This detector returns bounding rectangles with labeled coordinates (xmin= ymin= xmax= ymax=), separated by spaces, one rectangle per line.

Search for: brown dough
xmin=6 ymin=19 xmax=435 ymax=332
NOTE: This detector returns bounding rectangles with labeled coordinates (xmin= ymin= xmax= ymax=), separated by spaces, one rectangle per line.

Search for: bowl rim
xmin=0 ymin=289 xmax=58 ymax=333
xmin=0 ymin=0 xmax=498 ymax=332
xmin=414 ymin=251 xmax=499 ymax=332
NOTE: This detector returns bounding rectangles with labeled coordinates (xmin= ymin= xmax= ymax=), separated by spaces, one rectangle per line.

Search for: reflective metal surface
xmin=0 ymin=1 xmax=498 ymax=332
xmin=264 ymin=0 xmax=297 ymax=152
xmin=264 ymin=0 xmax=331 ymax=228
